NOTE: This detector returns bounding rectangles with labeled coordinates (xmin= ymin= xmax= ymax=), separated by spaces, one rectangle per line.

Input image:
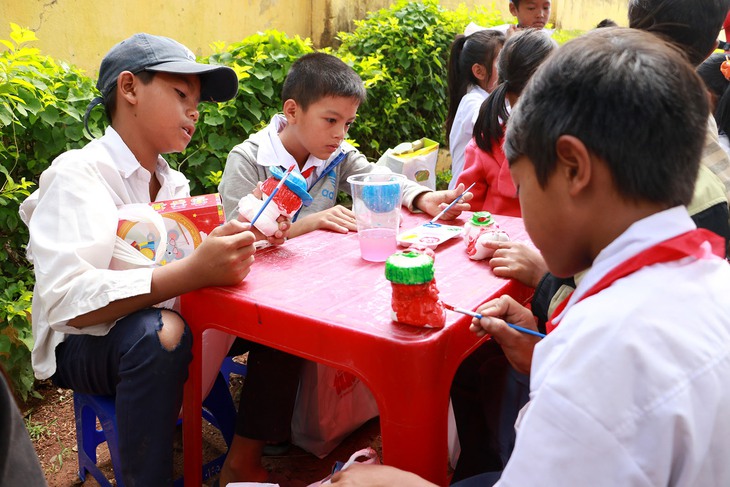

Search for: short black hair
xmin=628 ymin=0 xmax=730 ymax=66
xmin=281 ymin=52 xmax=366 ymax=110
xmin=595 ymin=18 xmax=618 ymax=28
xmin=505 ymin=27 xmax=709 ymax=207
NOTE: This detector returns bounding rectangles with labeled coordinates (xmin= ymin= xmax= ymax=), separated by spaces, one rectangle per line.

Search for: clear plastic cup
xmin=347 ymin=173 xmax=406 ymax=262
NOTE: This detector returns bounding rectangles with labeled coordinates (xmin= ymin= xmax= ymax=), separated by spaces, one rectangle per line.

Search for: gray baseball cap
xmin=96 ymin=33 xmax=238 ymax=102
xmin=84 ymin=33 xmax=238 ymax=136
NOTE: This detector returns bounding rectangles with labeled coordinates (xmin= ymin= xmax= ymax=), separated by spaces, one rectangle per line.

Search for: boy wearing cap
xmin=18 ymin=33 xmax=269 ymax=486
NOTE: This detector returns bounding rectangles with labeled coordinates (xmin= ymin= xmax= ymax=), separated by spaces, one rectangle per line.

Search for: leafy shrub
xmin=339 ymin=0 xmax=508 ymax=159
xmin=0 ymin=23 xmax=99 ymax=400
xmin=168 ymin=31 xmax=314 ymax=194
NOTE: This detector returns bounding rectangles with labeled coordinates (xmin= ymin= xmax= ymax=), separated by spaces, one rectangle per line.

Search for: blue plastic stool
xmin=74 ymin=371 xmax=237 ymax=487
xmin=219 ymin=355 xmax=248 ymax=387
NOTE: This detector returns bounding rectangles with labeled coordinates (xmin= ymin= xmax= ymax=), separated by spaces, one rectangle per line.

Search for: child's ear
xmin=282 ymin=99 xmax=299 ymax=124
xmin=508 ymin=2 xmax=519 ymax=19
xmin=117 ymin=71 xmax=138 ymax=105
xmin=471 ymin=62 xmax=488 ymax=83
xmin=554 ymin=135 xmax=592 ymax=196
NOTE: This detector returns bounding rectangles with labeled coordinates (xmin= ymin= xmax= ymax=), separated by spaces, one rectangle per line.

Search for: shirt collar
xmin=253 ymin=114 xmax=356 ymax=179
xmin=102 ymin=126 xmax=188 ymax=198
xmin=554 ymin=206 xmax=695 ymax=323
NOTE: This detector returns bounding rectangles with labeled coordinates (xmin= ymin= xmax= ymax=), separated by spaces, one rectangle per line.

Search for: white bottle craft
xmin=238 ymin=166 xmax=313 ymax=236
xmin=462 ymin=211 xmax=510 ymax=260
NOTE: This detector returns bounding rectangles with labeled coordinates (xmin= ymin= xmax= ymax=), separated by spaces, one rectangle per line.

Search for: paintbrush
xmin=249 ymin=163 xmax=297 ymax=227
xmin=442 ymin=302 xmax=546 ymax=338
xmin=428 ymin=182 xmax=476 ymax=224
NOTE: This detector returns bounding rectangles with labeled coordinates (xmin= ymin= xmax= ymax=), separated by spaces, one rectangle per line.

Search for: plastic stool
xmin=74 ymin=372 xmax=237 ymax=487
xmin=219 ymin=355 xmax=248 ymax=387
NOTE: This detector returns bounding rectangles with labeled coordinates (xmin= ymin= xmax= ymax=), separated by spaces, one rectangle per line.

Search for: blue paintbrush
xmin=429 ymin=182 xmax=476 ymax=224
xmin=443 ymin=302 xmax=546 ymax=338
xmin=249 ymin=163 xmax=297 ymax=227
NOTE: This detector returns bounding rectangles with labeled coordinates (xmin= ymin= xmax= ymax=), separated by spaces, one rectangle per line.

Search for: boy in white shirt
xmin=330 ymin=27 xmax=730 ymax=487
xmin=19 ymin=33 xmax=270 ymax=486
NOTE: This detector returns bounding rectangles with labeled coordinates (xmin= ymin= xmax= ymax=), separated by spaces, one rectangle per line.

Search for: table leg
xmin=183 ymin=329 xmax=204 ymax=486
xmin=371 ymin=369 xmax=453 ymax=486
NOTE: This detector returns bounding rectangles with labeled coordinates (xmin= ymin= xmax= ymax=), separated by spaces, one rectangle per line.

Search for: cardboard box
xmin=117 ymin=193 xmax=225 ymax=265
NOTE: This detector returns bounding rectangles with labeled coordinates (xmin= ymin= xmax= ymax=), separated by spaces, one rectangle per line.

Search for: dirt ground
xmin=21 ymin=373 xmax=382 ymax=487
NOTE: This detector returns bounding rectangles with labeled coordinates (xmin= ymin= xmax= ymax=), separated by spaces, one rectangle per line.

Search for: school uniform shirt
xmin=219 ymin=114 xmax=431 ymax=223
xmin=497 ymin=206 xmax=730 ymax=486
xmin=448 ymin=84 xmax=488 ymax=190
xmin=18 ymin=127 xmax=190 ymax=380
xmin=456 ymin=136 xmax=520 ymax=217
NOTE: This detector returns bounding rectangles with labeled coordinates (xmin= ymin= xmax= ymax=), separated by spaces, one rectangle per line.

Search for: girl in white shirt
xmin=446 ymin=30 xmax=505 ymax=189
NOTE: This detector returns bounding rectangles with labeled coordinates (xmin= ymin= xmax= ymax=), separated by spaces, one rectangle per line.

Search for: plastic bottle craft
xmin=462 ymin=211 xmax=510 ymax=260
xmin=238 ymin=166 xmax=313 ymax=236
xmin=384 ymin=248 xmax=446 ymax=328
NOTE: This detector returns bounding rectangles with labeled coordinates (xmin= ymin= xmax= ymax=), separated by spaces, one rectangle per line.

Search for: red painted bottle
xmin=385 ymin=250 xmax=445 ymax=328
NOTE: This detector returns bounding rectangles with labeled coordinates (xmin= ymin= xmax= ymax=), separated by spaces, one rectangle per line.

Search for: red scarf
xmin=546 ymin=229 xmax=725 ymax=334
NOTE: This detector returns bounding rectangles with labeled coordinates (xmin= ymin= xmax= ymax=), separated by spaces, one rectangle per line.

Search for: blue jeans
xmin=53 ymin=308 xmax=193 ymax=487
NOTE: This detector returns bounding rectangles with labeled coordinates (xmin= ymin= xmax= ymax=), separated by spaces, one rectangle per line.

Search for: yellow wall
xmin=1 ymin=0 xmax=628 ymax=76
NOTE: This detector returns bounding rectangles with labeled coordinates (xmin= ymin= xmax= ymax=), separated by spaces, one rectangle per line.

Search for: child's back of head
xmin=628 ymin=0 xmax=730 ymax=66
xmin=505 ymin=27 xmax=709 ymax=208
xmin=474 ymin=29 xmax=556 ymax=152
xmin=281 ymin=52 xmax=366 ymax=109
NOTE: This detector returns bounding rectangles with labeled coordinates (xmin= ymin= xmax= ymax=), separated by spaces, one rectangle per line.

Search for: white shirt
xmin=448 ymin=84 xmax=488 ymax=190
xmin=19 ymin=127 xmax=190 ymax=380
xmin=252 ymin=114 xmax=358 ymax=187
xmin=498 ymin=207 xmax=730 ymax=486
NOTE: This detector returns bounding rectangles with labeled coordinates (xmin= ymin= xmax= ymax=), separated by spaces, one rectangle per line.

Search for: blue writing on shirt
xmin=320 ymin=171 xmax=337 ymax=201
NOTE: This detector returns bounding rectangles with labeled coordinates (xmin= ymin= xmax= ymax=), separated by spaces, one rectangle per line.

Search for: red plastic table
xmin=181 ymin=211 xmax=534 ymax=486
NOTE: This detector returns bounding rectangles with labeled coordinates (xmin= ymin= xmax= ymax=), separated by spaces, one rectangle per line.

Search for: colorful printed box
xmin=117 ymin=193 xmax=225 ymax=265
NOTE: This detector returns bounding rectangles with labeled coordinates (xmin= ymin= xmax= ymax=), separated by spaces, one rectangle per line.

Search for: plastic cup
xmin=347 ymin=173 xmax=406 ymax=262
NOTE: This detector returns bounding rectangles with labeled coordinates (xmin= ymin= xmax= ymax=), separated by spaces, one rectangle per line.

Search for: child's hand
xmin=470 ymin=295 xmax=540 ymax=374
xmin=484 ymin=241 xmax=548 ymax=288
xmin=413 ymin=183 xmax=472 ymax=220
xmin=187 ymin=219 xmax=256 ymax=288
xmin=330 ymin=464 xmax=436 ymax=487
xmin=295 ymin=205 xmax=358 ymax=235
xmin=266 ymin=215 xmax=291 ymax=246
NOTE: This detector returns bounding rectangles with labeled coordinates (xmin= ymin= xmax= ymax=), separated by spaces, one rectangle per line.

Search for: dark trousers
xmin=228 ymin=338 xmax=303 ymax=441
xmin=450 ymin=340 xmax=529 ymax=483
xmin=53 ymin=308 xmax=192 ymax=487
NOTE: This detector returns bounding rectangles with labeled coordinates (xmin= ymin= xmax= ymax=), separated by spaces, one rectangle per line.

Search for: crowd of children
xmin=14 ymin=0 xmax=730 ymax=486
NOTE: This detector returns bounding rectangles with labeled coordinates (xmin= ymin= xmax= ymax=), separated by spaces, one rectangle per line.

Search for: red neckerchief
xmin=545 ymin=229 xmax=725 ymax=334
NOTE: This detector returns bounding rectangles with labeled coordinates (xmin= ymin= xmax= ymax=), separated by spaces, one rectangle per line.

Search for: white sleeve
xmin=28 ymin=160 xmax=154 ymax=334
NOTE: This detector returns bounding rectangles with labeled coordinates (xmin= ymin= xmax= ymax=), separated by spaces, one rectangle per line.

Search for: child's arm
xmin=470 ymin=295 xmax=541 ymax=374
xmin=68 ymin=220 xmax=256 ymax=328
xmin=287 ymin=205 xmax=357 ymax=238
xmin=484 ymin=241 xmax=549 ymax=288
xmin=412 ymin=182 xmax=473 ymax=220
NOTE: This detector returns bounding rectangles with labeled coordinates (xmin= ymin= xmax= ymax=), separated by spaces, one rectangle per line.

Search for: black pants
xmin=228 ymin=338 xmax=303 ymax=441
xmin=450 ymin=340 xmax=529 ymax=483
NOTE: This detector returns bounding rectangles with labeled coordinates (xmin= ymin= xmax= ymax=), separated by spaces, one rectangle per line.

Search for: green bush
xmin=168 ymin=31 xmax=314 ymax=194
xmin=0 ymin=23 xmax=100 ymax=400
xmin=340 ymin=0 xmax=508 ymax=159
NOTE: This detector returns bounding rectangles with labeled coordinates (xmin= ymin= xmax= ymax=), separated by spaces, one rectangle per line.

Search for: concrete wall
xmin=1 ymin=0 xmax=628 ymax=75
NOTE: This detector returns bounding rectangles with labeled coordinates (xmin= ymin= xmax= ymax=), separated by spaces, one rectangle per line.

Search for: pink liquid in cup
xmin=358 ymin=228 xmax=397 ymax=262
